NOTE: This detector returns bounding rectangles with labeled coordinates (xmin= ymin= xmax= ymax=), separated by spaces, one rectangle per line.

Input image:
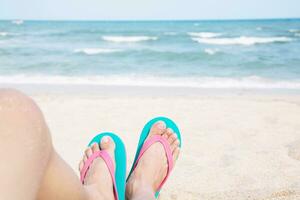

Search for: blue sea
xmin=0 ymin=19 xmax=300 ymax=89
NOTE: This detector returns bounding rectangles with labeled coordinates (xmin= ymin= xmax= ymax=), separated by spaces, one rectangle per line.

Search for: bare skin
xmin=79 ymin=137 xmax=116 ymax=200
xmin=0 ymin=89 xmax=88 ymax=200
xmin=126 ymin=121 xmax=181 ymax=200
xmin=0 ymin=89 xmax=114 ymax=200
xmin=0 ymin=89 xmax=180 ymax=200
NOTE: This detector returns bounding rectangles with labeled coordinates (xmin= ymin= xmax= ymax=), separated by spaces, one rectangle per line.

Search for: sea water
xmin=0 ymin=19 xmax=300 ymax=89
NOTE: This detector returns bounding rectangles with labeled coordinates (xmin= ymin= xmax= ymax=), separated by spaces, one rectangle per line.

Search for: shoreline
xmin=2 ymin=83 xmax=300 ymax=97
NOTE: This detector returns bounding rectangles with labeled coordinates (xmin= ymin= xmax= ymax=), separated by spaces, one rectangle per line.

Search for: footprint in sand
xmin=288 ymin=140 xmax=300 ymax=161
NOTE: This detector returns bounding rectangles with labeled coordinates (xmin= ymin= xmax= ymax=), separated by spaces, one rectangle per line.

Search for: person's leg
xmin=126 ymin=121 xmax=181 ymax=200
xmin=0 ymin=89 xmax=115 ymax=200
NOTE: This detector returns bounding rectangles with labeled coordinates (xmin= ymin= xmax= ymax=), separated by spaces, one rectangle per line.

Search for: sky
xmin=0 ymin=0 xmax=300 ymax=20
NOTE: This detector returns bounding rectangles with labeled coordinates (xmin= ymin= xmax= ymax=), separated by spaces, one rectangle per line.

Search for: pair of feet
xmin=78 ymin=121 xmax=180 ymax=200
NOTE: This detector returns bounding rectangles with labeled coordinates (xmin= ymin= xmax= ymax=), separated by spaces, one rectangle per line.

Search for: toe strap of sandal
xmin=80 ymin=150 xmax=119 ymax=200
xmin=133 ymin=135 xmax=174 ymax=192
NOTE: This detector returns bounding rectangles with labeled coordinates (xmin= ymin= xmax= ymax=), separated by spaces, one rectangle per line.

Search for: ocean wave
xmin=74 ymin=48 xmax=123 ymax=55
xmin=1 ymin=75 xmax=300 ymax=89
xmin=192 ymin=36 xmax=292 ymax=45
xmin=0 ymin=32 xmax=18 ymax=37
xmin=289 ymin=29 xmax=300 ymax=33
xmin=289 ymin=29 xmax=300 ymax=37
xmin=188 ymin=32 xmax=221 ymax=38
xmin=204 ymin=48 xmax=220 ymax=55
xmin=102 ymin=36 xmax=158 ymax=43
xmin=0 ymin=32 xmax=9 ymax=37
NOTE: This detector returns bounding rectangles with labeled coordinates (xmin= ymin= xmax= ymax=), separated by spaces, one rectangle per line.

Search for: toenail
xmin=101 ymin=136 xmax=110 ymax=144
xmin=157 ymin=121 xmax=166 ymax=129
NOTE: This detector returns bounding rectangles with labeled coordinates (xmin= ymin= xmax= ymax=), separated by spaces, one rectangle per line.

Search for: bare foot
xmin=79 ymin=136 xmax=115 ymax=200
xmin=126 ymin=121 xmax=180 ymax=199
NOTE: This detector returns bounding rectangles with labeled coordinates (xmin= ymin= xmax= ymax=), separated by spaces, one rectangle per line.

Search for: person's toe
xmin=166 ymin=128 xmax=173 ymax=137
xmin=83 ymin=155 xmax=88 ymax=162
xmin=79 ymin=144 xmax=98 ymax=172
xmin=91 ymin=142 xmax=100 ymax=152
xmin=162 ymin=132 xmax=168 ymax=139
xmin=149 ymin=121 xmax=166 ymax=137
xmin=173 ymin=147 xmax=180 ymax=164
xmin=171 ymin=138 xmax=180 ymax=152
xmin=85 ymin=147 xmax=93 ymax=158
xmin=100 ymin=136 xmax=115 ymax=158
xmin=167 ymin=130 xmax=177 ymax=144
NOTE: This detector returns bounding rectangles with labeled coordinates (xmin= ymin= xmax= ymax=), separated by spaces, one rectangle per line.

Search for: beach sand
xmin=10 ymin=85 xmax=300 ymax=200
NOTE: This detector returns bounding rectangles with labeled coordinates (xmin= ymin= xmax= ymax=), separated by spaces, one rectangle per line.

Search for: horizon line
xmin=1 ymin=17 xmax=300 ymax=22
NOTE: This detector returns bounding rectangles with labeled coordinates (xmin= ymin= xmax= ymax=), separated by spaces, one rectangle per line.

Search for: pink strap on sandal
xmin=132 ymin=135 xmax=174 ymax=192
xmin=80 ymin=150 xmax=119 ymax=200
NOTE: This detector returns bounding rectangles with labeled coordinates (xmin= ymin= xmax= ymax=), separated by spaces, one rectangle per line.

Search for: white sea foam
xmin=11 ymin=20 xmax=24 ymax=25
xmin=289 ymin=29 xmax=300 ymax=37
xmin=289 ymin=29 xmax=300 ymax=33
xmin=188 ymin=32 xmax=221 ymax=38
xmin=204 ymin=48 xmax=219 ymax=55
xmin=74 ymin=48 xmax=123 ymax=55
xmin=192 ymin=36 xmax=292 ymax=45
xmin=102 ymin=36 xmax=158 ymax=43
xmin=0 ymin=32 xmax=8 ymax=36
xmin=256 ymin=27 xmax=262 ymax=31
xmin=1 ymin=75 xmax=300 ymax=89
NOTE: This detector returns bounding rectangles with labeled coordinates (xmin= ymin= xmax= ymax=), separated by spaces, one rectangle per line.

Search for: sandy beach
xmin=6 ymin=85 xmax=299 ymax=200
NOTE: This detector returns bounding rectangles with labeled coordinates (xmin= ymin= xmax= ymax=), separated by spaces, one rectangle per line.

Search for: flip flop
xmin=80 ymin=132 xmax=127 ymax=200
xmin=127 ymin=116 xmax=182 ymax=198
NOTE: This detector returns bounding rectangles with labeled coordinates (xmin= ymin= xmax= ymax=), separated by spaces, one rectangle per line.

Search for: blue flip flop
xmin=127 ymin=116 xmax=182 ymax=198
xmin=80 ymin=132 xmax=127 ymax=200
